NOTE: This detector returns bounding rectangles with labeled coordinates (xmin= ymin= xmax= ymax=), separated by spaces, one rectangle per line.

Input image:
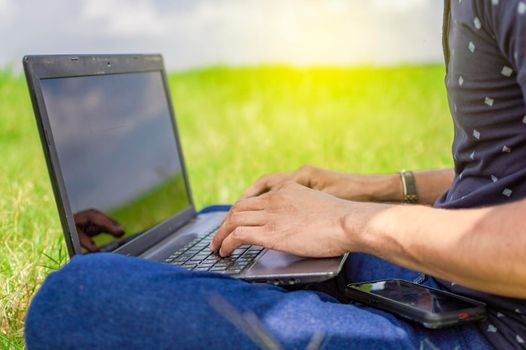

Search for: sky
xmin=0 ymin=0 xmax=444 ymax=71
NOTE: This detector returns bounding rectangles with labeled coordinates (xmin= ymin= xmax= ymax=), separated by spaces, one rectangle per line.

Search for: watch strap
xmin=400 ymin=170 xmax=418 ymax=204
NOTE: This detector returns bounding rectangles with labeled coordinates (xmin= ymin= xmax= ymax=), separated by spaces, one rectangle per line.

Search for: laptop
xmin=23 ymin=54 xmax=348 ymax=285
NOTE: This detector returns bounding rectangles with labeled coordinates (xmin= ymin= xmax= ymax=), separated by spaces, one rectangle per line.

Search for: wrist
xmin=364 ymin=174 xmax=404 ymax=203
xmin=341 ymin=201 xmax=392 ymax=253
xmin=309 ymin=168 xmax=403 ymax=203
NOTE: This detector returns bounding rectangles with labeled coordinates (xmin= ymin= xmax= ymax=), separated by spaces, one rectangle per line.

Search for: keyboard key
xmin=243 ymin=252 xmax=259 ymax=257
xmin=194 ymin=266 xmax=210 ymax=271
xmin=199 ymin=262 xmax=215 ymax=268
xmin=177 ymin=256 xmax=191 ymax=262
xmin=247 ymin=251 xmax=261 ymax=256
xmin=210 ymin=267 xmax=226 ymax=272
xmin=180 ymin=254 xmax=196 ymax=260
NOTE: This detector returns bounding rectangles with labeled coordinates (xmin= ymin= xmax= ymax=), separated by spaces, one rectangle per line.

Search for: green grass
xmin=0 ymin=65 xmax=453 ymax=348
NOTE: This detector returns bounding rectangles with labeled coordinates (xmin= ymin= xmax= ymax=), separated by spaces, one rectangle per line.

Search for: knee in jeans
xmin=25 ymin=254 xmax=129 ymax=348
xmin=65 ymin=252 xmax=122 ymax=273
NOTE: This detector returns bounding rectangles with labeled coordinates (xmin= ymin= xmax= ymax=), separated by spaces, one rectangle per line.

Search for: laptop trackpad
xmin=248 ymin=249 xmax=343 ymax=277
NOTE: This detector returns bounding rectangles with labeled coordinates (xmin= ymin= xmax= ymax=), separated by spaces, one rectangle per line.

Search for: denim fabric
xmin=25 ymin=253 xmax=493 ymax=349
xmin=197 ymin=205 xmax=232 ymax=215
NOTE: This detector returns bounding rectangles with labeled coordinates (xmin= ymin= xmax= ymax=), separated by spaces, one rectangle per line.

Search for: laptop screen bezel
xmin=23 ymin=54 xmax=197 ymax=257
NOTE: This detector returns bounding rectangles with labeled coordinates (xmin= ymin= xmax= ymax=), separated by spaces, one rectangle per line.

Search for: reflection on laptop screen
xmin=40 ymin=72 xmax=190 ymax=253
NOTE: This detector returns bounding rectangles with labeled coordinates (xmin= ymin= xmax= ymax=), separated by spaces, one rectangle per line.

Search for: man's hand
xmin=74 ymin=209 xmax=125 ymax=252
xmin=241 ymin=164 xmax=402 ymax=203
xmin=210 ymin=182 xmax=353 ymax=257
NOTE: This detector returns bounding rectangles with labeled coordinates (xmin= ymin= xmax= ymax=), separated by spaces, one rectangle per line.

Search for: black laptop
xmin=23 ymin=54 xmax=347 ymax=285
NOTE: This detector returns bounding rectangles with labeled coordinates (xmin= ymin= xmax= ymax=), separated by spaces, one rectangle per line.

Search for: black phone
xmin=345 ymin=279 xmax=486 ymax=329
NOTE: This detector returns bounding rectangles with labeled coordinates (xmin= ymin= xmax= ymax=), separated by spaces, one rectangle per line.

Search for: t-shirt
xmin=435 ymin=1 xmax=526 ymax=348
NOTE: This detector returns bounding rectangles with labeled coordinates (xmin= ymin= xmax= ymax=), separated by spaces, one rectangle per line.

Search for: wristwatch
xmin=399 ymin=170 xmax=418 ymax=204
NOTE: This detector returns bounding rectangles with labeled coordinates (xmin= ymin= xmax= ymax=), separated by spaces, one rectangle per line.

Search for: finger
xmin=211 ymin=210 xmax=267 ymax=252
xmin=78 ymin=231 xmax=100 ymax=252
xmin=214 ymin=196 xmax=266 ymax=238
xmin=88 ymin=212 xmax=125 ymax=237
xmin=239 ymin=178 xmax=270 ymax=200
xmin=219 ymin=226 xmax=266 ymax=257
xmin=233 ymin=196 xmax=268 ymax=211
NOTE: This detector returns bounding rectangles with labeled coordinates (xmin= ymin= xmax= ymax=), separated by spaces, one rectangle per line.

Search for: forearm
xmin=345 ymin=199 xmax=526 ymax=298
xmin=364 ymin=168 xmax=454 ymax=205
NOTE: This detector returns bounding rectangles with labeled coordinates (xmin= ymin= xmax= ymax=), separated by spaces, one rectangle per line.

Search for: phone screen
xmin=352 ymin=280 xmax=476 ymax=313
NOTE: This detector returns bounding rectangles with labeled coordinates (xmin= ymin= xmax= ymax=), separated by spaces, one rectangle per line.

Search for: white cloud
xmin=0 ymin=0 xmax=15 ymax=24
xmin=0 ymin=0 xmax=10 ymax=12
xmin=372 ymin=0 xmax=428 ymax=12
xmin=80 ymin=0 xmax=165 ymax=36
xmin=0 ymin=0 xmax=444 ymax=70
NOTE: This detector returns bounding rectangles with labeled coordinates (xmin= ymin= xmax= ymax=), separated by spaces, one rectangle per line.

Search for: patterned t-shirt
xmin=435 ymin=1 xmax=526 ymax=348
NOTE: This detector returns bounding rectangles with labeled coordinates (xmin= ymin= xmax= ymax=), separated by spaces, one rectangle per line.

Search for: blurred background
xmin=0 ymin=1 xmax=452 ymax=349
xmin=1 ymin=0 xmax=443 ymax=70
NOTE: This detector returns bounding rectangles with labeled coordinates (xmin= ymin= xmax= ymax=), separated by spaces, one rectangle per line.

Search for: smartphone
xmin=345 ymin=279 xmax=486 ymax=329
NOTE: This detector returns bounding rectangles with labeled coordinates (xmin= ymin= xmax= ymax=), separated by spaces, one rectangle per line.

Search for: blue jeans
xmin=25 ymin=253 xmax=492 ymax=349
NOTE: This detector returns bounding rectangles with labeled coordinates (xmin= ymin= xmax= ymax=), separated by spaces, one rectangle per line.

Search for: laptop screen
xmin=40 ymin=71 xmax=191 ymax=253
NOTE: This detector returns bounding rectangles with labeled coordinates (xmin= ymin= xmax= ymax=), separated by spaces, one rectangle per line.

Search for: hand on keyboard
xmin=165 ymin=228 xmax=263 ymax=275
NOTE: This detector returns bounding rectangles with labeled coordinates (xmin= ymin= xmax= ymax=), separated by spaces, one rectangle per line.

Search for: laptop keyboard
xmin=164 ymin=228 xmax=264 ymax=275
